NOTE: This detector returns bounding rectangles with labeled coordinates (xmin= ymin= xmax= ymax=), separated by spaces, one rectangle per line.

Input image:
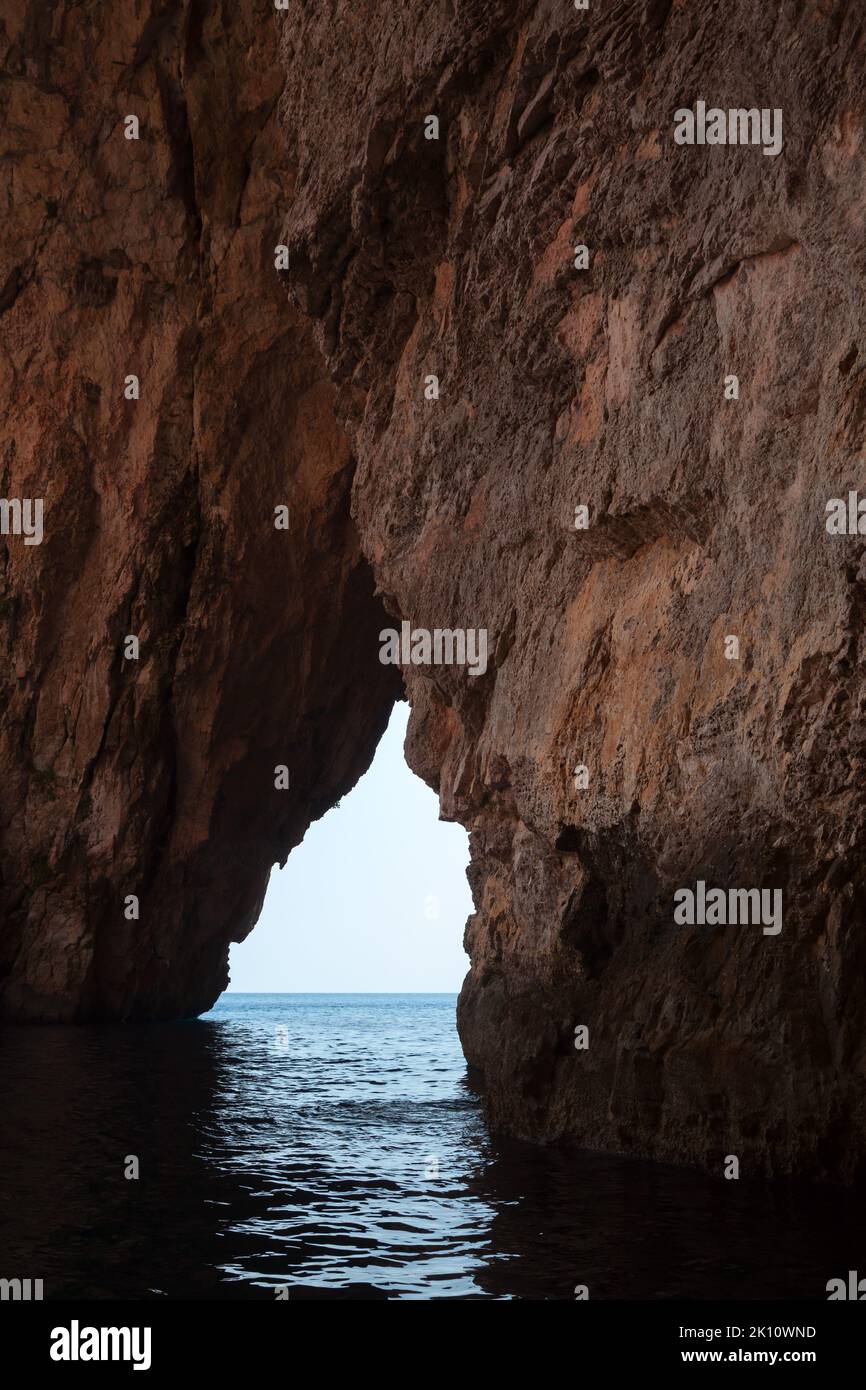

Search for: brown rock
xmin=0 ymin=1 xmax=399 ymax=1020
xmin=3 ymin=0 xmax=866 ymax=1181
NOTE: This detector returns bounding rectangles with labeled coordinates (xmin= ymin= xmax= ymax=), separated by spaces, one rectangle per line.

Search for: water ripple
xmin=0 ymin=993 xmax=864 ymax=1299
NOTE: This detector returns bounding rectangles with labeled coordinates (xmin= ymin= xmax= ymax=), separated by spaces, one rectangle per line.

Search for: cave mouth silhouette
xmin=225 ymin=702 xmax=472 ymax=996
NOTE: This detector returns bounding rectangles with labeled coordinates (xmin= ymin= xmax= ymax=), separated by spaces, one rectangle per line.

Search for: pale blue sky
xmin=227 ymin=702 xmax=472 ymax=992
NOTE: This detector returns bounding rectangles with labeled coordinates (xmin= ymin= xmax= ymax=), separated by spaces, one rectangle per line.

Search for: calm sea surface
xmin=0 ymin=993 xmax=863 ymax=1300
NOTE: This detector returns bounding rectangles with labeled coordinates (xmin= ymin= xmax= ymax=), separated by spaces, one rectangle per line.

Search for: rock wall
xmin=277 ymin=0 xmax=866 ymax=1181
xmin=3 ymin=0 xmax=866 ymax=1180
xmin=0 ymin=0 xmax=399 ymax=1020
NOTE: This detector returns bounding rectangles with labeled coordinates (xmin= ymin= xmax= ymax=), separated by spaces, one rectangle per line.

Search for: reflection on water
xmin=0 ymin=994 xmax=862 ymax=1300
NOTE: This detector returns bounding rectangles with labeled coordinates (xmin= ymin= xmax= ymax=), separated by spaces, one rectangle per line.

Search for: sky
xmin=227 ymin=702 xmax=472 ymax=992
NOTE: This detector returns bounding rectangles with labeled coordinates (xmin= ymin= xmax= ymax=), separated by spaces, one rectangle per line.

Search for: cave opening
xmin=224 ymin=701 xmax=472 ymax=994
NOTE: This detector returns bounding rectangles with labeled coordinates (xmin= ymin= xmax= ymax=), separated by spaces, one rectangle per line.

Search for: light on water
xmin=1 ymin=994 xmax=865 ymax=1299
xmin=1 ymin=706 xmax=864 ymax=1300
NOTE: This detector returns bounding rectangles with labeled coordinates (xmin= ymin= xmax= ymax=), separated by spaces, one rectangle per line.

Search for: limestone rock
xmin=2 ymin=0 xmax=866 ymax=1181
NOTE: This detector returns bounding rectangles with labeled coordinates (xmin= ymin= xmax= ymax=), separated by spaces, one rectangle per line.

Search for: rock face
xmin=3 ymin=0 xmax=866 ymax=1181
xmin=0 ymin=1 xmax=400 ymax=1020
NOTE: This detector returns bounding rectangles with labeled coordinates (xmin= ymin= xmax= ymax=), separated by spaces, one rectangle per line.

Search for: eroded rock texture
xmin=277 ymin=0 xmax=866 ymax=1181
xmin=3 ymin=0 xmax=866 ymax=1180
xmin=0 ymin=0 xmax=399 ymax=1020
